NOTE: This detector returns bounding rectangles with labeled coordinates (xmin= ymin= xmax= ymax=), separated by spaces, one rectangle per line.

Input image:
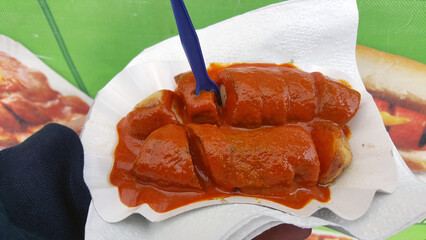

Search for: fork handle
xmin=170 ymin=0 xmax=221 ymax=97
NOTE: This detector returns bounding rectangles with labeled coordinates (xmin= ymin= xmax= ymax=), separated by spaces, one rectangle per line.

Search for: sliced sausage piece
xmin=217 ymin=64 xmax=361 ymax=127
xmin=309 ymin=120 xmax=352 ymax=185
xmin=281 ymin=67 xmax=316 ymax=122
xmin=175 ymin=72 xmax=220 ymax=124
xmin=313 ymin=72 xmax=361 ymax=125
xmin=124 ymin=90 xmax=182 ymax=140
xmin=132 ymin=124 xmax=201 ymax=190
xmin=218 ymin=64 xmax=290 ymax=128
xmin=186 ymin=123 xmax=320 ymax=193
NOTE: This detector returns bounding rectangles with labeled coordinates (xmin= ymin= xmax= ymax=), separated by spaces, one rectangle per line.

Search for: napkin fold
xmin=86 ymin=203 xmax=333 ymax=240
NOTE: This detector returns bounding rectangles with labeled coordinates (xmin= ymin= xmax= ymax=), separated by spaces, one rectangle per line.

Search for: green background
xmin=0 ymin=0 xmax=425 ymax=239
xmin=0 ymin=0 xmax=425 ymax=98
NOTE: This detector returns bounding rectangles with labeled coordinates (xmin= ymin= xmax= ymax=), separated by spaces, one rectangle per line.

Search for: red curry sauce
xmin=111 ymin=63 xmax=361 ymax=212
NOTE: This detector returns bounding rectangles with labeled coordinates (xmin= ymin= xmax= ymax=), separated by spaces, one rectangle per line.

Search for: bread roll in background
xmin=356 ymin=45 xmax=426 ymax=171
xmin=356 ymin=45 xmax=426 ymax=114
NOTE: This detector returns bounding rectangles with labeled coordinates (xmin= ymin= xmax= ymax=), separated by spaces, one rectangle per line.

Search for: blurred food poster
xmin=0 ymin=0 xmax=424 ymax=239
xmin=355 ymin=0 xmax=426 ymax=177
xmin=0 ymin=35 xmax=92 ymax=149
xmin=356 ymin=45 xmax=426 ymax=173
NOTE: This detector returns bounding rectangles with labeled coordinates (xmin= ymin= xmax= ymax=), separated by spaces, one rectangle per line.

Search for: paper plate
xmin=81 ymin=59 xmax=397 ymax=222
xmin=82 ymin=1 xmax=426 ymax=239
xmin=81 ymin=0 xmax=398 ymax=223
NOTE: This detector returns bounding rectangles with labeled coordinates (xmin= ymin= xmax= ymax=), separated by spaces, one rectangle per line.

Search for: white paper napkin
xmin=84 ymin=0 xmax=426 ymax=239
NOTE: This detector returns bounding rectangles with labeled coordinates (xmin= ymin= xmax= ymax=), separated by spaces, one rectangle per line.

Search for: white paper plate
xmin=83 ymin=1 xmax=426 ymax=239
xmin=81 ymin=59 xmax=397 ymax=222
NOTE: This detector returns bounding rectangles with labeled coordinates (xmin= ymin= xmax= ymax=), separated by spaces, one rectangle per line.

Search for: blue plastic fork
xmin=170 ymin=0 xmax=222 ymax=104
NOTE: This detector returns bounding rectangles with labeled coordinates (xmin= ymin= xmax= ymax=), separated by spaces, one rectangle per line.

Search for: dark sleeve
xmin=0 ymin=123 xmax=91 ymax=240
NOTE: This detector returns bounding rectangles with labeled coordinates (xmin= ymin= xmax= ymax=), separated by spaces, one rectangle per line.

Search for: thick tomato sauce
xmin=112 ymin=117 xmax=330 ymax=211
xmin=111 ymin=63 xmax=361 ymax=212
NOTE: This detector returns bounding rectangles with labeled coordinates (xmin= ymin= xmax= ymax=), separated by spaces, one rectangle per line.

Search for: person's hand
xmin=62 ymin=116 xmax=87 ymax=135
xmin=253 ymin=224 xmax=312 ymax=240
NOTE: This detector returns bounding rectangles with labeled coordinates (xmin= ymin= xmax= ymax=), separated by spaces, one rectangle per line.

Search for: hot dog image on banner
xmin=356 ymin=45 xmax=426 ymax=172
